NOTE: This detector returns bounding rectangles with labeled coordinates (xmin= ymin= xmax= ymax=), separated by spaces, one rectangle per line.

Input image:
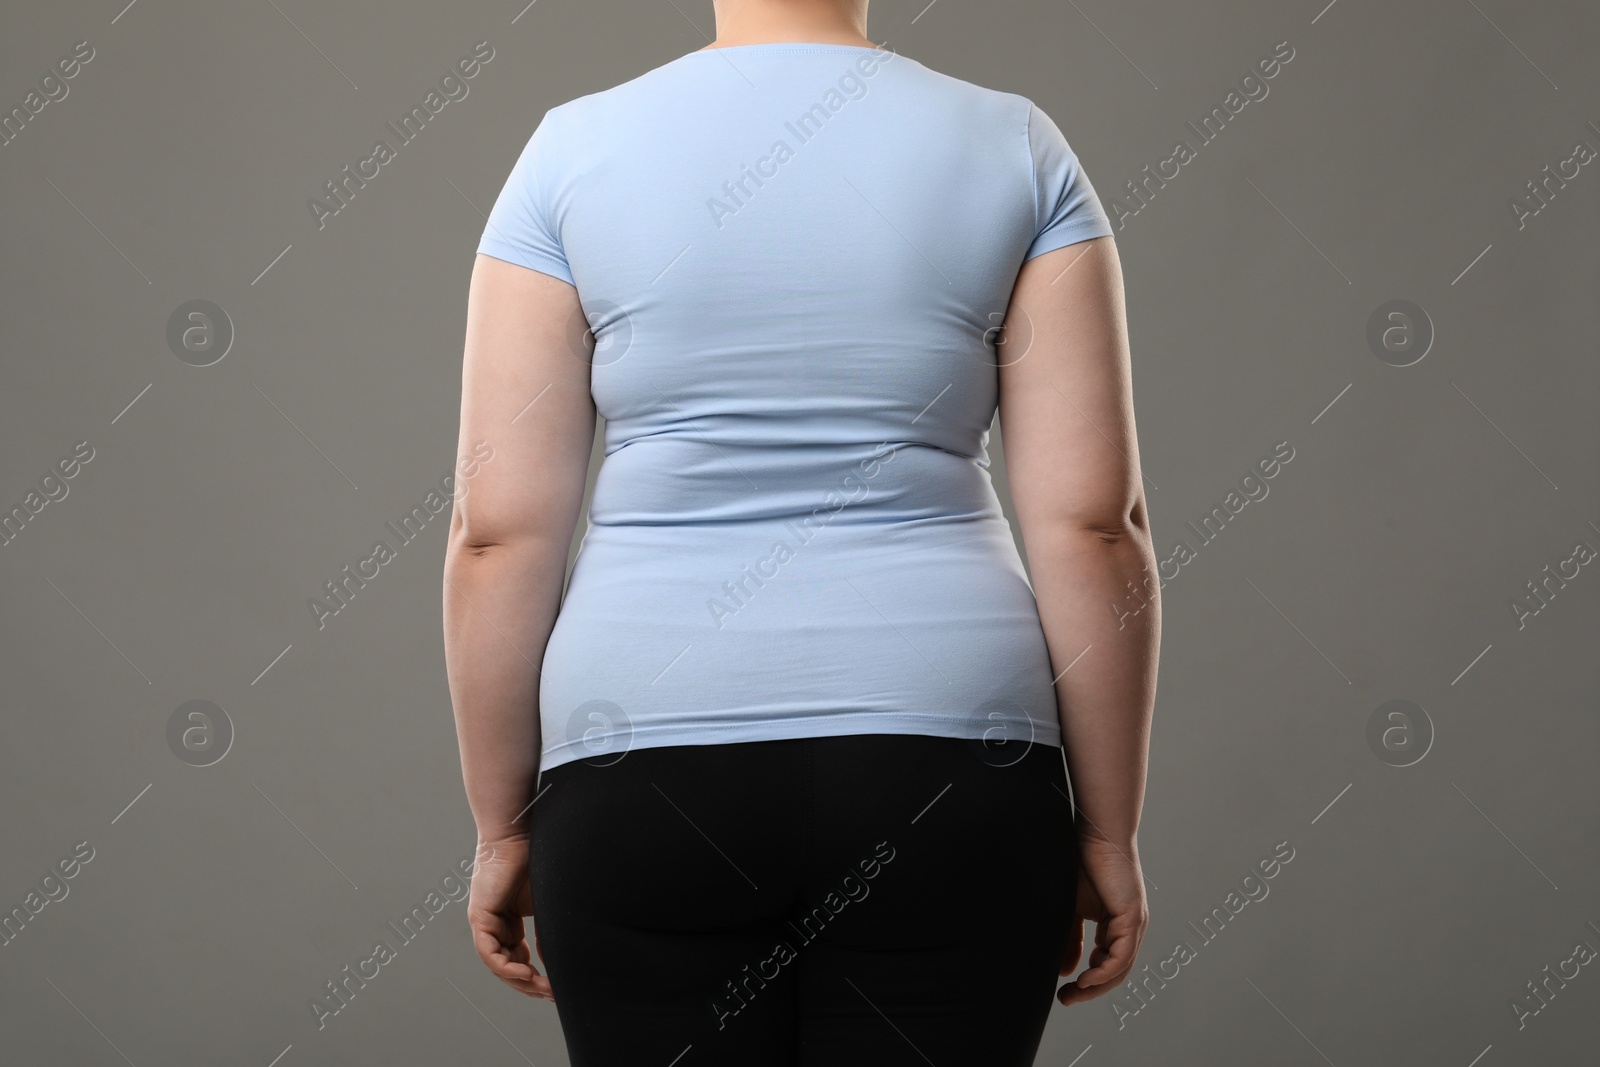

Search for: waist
xmin=588 ymin=438 xmax=1002 ymax=527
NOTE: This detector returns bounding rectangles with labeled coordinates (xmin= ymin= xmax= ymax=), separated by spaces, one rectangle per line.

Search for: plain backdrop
xmin=1 ymin=1 xmax=1596 ymax=1064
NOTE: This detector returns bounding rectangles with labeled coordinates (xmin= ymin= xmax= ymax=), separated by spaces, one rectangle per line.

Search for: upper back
xmin=478 ymin=43 xmax=1113 ymax=526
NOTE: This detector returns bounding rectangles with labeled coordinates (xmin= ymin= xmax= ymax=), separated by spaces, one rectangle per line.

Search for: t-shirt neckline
xmin=686 ymin=41 xmax=897 ymax=57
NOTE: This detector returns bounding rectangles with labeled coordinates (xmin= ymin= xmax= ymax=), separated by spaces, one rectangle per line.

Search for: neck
xmin=701 ymin=0 xmax=874 ymax=50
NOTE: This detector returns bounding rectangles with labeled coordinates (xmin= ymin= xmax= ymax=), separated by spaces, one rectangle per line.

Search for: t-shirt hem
xmin=1023 ymin=216 xmax=1115 ymax=263
xmin=476 ymin=238 xmax=575 ymax=286
xmin=539 ymin=711 xmax=1064 ymax=771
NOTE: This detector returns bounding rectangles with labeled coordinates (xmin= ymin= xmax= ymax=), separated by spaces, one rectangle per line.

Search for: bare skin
xmin=696 ymin=0 xmax=874 ymax=50
xmin=998 ymin=235 xmax=1157 ymax=1005
xmin=446 ymin=0 xmax=1155 ymax=1013
xmin=445 ymin=257 xmax=592 ymax=1002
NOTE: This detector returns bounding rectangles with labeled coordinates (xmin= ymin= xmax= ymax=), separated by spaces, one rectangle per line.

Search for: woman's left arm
xmin=444 ymin=253 xmax=595 ymax=997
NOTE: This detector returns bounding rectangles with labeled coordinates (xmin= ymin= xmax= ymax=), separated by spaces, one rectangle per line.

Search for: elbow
xmin=444 ymin=480 xmax=586 ymax=560
xmin=1079 ymin=522 xmax=1137 ymax=547
xmin=1075 ymin=521 xmax=1141 ymax=548
xmin=444 ymin=514 xmax=558 ymax=562
xmin=451 ymin=535 xmax=506 ymax=560
xmin=1047 ymin=497 xmax=1151 ymax=548
xmin=446 ymin=527 xmax=558 ymax=562
xmin=1079 ymin=513 xmax=1146 ymax=547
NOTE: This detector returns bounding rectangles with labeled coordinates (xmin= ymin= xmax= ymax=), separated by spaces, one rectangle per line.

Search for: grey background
xmin=2 ymin=0 xmax=1596 ymax=1064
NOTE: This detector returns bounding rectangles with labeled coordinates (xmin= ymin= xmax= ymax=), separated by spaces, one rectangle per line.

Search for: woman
xmin=443 ymin=2 xmax=1157 ymax=1063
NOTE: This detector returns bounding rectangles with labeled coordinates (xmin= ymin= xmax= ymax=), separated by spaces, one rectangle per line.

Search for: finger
xmin=1058 ymin=944 xmax=1136 ymax=1005
xmin=1080 ymin=923 xmax=1112 ymax=969
xmin=1058 ymin=966 xmax=1127 ymax=1006
xmin=473 ymin=907 xmax=525 ymax=948
xmin=503 ymin=936 xmax=531 ymax=969
xmin=475 ymin=932 xmax=556 ymax=1000
xmin=1071 ymin=928 xmax=1139 ymax=991
xmin=1059 ymin=916 xmax=1085 ymax=976
xmin=1095 ymin=910 xmax=1114 ymax=950
xmin=494 ymin=969 xmax=556 ymax=1000
xmin=473 ymin=927 xmax=539 ymax=983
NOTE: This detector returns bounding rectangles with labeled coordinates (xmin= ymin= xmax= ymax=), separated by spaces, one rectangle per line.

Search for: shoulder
xmin=521 ymin=56 xmax=694 ymax=167
xmin=890 ymin=58 xmax=1035 ymax=132
xmin=540 ymin=53 xmax=696 ymax=128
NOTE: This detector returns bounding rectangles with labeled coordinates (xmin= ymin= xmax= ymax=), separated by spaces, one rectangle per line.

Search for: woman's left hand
xmin=466 ymin=838 xmax=554 ymax=1001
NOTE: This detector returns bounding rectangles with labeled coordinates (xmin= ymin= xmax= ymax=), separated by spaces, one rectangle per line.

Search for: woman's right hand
xmin=1057 ymin=835 xmax=1149 ymax=1006
xmin=466 ymin=837 xmax=555 ymax=1001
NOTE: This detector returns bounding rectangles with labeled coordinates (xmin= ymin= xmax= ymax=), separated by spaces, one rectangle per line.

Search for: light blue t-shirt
xmin=477 ymin=42 xmax=1115 ymax=771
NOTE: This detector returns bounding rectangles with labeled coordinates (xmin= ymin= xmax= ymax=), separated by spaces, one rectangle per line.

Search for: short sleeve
xmin=1023 ymin=101 xmax=1114 ymax=261
xmin=477 ymin=108 xmax=575 ymax=286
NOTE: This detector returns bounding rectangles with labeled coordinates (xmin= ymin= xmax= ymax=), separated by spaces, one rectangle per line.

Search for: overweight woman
xmin=443 ymin=2 xmax=1158 ymax=1064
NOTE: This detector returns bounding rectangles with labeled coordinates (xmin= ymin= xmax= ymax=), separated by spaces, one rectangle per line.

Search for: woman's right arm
xmin=997 ymin=234 xmax=1158 ymax=1006
xmin=444 ymin=253 xmax=595 ymax=996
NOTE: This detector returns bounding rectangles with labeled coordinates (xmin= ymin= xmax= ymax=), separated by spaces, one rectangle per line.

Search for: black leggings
xmin=528 ymin=732 xmax=1079 ymax=1066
